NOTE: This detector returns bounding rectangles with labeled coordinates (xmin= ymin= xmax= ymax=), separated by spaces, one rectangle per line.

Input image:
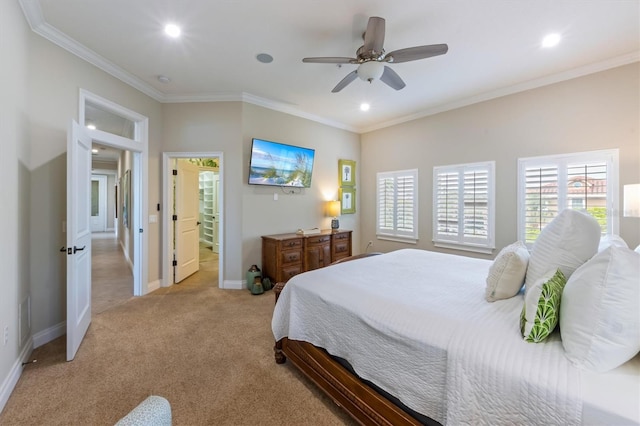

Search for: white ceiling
xmin=21 ymin=0 xmax=640 ymax=133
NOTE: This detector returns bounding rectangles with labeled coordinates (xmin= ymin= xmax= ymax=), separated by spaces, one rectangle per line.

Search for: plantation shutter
xmin=463 ymin=169 xmax=490 ymax=239
xmin=376 ymin=169 xmax=418 ymax=241
xmin=518 ymin=150 xmax=618 ymax=245
xmin=523 ymin=165 xmax=559 ymax=244
xmin=433 ymin=162 xmax=495 ymax=252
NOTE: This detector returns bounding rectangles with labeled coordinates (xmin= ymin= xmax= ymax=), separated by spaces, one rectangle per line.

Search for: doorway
xmin=91 ymin=146 xmax=133 ymax=313
xmin=79 ymin=89 xmax=149 ymax=296
xmin=67 ymin=90 xmax=148 ymax=361
xmin=163 ymin=152 xmax=224 ymax=289
xmin=90 ymin=175 xmax=107 ymax=233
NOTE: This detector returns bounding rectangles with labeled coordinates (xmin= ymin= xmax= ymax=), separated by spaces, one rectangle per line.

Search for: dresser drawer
xmin=280 ymin=250 xmax=301 ymax=265
xmin=282 ymin=265 xmax=302 ymax=280
xmin=305 ymin=235 xmax=331 ymax=246
xmin=280 ymin=238 xmax=302 ymax=249
xmin=333 ymin=232 xmax=350 ymax=241
xmin=332 ymin=241 xmax=350 ymax=256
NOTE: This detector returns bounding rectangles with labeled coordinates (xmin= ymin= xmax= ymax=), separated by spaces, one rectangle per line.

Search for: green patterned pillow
xmin=520 ymin=269 xmax=567 ymax=343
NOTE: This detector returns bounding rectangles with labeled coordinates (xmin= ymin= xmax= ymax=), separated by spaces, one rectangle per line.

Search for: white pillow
xmin=598 ymin=234 xmax=628 ymax=252
xmin=524 ymin=209 xmax=600 ymax=295
xmin=520 ymin=268 xmax=567 ymax=343
xmin=485 ymin=241 xmax=529 ymax=302
xmin=560 ymin=246 xmax=640 ymax=373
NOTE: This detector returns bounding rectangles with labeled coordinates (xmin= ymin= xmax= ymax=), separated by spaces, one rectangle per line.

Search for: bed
xmin=271 ymin=248 xmax=640 ymax=425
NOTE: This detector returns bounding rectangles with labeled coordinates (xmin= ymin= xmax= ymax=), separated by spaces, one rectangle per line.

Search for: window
xmin=376 ymin=169 xmax=418 ymax=242
xmin=433 ymin=161 xmax=495 ymax=253
xmin=518 ymin=149 xmax=619 ymax=246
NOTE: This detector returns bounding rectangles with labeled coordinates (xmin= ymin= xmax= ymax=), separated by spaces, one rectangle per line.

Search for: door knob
xmin=73 ymin=245 xmax=86 ymax=254
xmin=197 ymin=221 xmax=201 ymax=225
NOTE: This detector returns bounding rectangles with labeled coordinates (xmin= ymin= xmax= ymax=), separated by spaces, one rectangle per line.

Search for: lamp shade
xmin=326 ymin=200 xmax=341 ymax=218
xmin=623 ymin=184 xmax=640 ymax=217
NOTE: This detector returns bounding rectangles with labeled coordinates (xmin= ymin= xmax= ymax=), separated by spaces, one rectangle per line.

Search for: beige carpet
xmin=0 ymin=269 xmax=354 ymax=425
xmin=91 ymin=233 xmax=133 ymax=314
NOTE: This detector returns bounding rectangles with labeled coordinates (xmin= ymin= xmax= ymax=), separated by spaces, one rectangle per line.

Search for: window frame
xmin=432 ymin=161 xmax=496 ymax=254
xmin=517 ymin=149 xmax=619 ymax=247
xmin=376 ymin=169 xmax=419 ymax=243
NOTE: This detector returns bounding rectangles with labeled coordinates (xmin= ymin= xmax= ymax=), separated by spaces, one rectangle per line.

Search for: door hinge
xmin=172 ymin=260 xmax=177 ymax=266
xmin=172 ymin=169 xmax=178 ymax=176
xmin=172 ymin=215 xmax=177 ymax=221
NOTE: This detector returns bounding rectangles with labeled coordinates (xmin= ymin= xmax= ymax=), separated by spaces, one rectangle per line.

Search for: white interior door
xmin=90 ymin=175 xmax=107 ymax=232
xmin=66 ymin=120 xmax=92 ymax=361
xmin=174 ymin=160 xmax=200 ymax=283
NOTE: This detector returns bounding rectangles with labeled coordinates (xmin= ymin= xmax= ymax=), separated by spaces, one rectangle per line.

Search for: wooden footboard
xmin=273 ymin=252 xmax=430 ymax=425
xmin=277 ymin=338 xmax=422 ymax=426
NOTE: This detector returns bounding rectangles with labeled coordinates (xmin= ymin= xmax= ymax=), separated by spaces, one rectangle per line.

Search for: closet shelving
xmin=199 ymin=171 xmax=216 ymax=248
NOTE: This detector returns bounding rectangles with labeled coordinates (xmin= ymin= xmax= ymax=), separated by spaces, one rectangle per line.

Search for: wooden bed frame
xmin=272 ymin=253 xmax=437 ymax=426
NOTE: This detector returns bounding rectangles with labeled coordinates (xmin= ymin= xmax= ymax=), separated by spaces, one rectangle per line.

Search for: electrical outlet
xmin=3 ymin=326 xmax=8 ymax=345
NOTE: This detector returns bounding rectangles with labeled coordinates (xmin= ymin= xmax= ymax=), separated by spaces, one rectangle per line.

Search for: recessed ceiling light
xmin=360 ymin=103 xmax=370 ymax=112
xmin=542 ymin=33 xmax=561 ymax=48
xmin=256 ymin=53 xmax=274 ymax=64
xmin=164 ymin=23 xmax=181 ymax=38
xmin=157 ymin=75 xmax=171 ymax=84
xmin=87 ymin=124 xmax=96 ymax=130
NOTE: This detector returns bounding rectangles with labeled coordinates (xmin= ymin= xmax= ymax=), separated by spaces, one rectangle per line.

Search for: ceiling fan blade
xmin=363 ymin=16 xmax=385 ymax=53
xmin=331 ymin=70 xmax=358 ymax=93
xmin=380 ymin=66 xmax=406 ymax=90
xmin=302 ymin=57 xmax=357 ymax=64
xmin=385 ymin=44 xmax=448 ymax=63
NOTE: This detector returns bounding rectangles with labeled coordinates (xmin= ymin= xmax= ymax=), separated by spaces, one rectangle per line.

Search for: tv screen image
xmin=249 ymin=138 xmax=315 ymax=188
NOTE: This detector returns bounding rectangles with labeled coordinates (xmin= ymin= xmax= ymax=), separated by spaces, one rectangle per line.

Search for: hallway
xmin=92 ymin=233 xmax=132 ymax=314
xmin=92 ymin=233 xmax=220 ymax=314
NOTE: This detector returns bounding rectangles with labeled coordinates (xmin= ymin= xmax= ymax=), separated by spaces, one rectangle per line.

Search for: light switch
xmin=149 ymin=215 xmax=158 ymax=223
xmin=273 ymin=193 xmax=278 ymax=201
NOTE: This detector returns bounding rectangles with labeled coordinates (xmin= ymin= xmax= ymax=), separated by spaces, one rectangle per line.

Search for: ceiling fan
xmin=303 ymin=16 xmax=448 ymax=93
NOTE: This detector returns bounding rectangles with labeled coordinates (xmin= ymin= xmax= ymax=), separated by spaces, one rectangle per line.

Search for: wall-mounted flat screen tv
xmin=248 ymin=138 xmax=315 ymax=188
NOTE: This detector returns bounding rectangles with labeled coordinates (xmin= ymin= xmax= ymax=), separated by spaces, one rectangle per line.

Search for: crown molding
xmin=20 ymin=0 xmax=166 ymax=101
xmin=20 ymin=0 xmax=639 ymax=135
xmin=360 ymin=51 xmax=640 ymax=133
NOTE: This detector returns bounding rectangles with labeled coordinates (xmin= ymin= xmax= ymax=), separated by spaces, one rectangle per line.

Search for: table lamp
xmin=326 ymin=200 xmax=341 ymax=230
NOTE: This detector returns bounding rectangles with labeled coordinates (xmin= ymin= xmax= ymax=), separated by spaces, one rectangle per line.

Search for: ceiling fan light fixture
xmin=357 ymin=61 xmax=384 ymax=82
xmin=164 ymin=23 xmax=181 ymax=38
xmin=542 ymin=33 xmax=561 ymax=48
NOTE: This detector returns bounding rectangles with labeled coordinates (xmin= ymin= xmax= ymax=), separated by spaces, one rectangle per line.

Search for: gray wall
xmin=241 ymin=103 xmax=361 ymax=271
xmin=161 ymin=101 xmax=244 ymax=284
xmin=160 ymin=101 xmax=360 ymax=285
xmin=26 ymin=30 xmax=163 ymax=338
xmin=360 ymin=63 xmax=640 ymax=256
xmin=0 ymin=0 xmax=31 ymax=406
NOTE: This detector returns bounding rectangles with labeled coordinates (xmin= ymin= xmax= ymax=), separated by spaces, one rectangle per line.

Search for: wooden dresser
xmin=261 ymin=230 xmax=352 ymax=283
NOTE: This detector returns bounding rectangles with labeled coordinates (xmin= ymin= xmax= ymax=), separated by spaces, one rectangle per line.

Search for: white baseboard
xmin=32 ymin=321 xmax=65 ymax=349
xmin=223 ymin=279 xmax=243 ymax=290
xmin=145 ymin=279 xmax=161 ymax=294
xmin=119 ymin=240 xmax=133 ymax=271
xmin=0 ymin=339 xmax=33 ymax=414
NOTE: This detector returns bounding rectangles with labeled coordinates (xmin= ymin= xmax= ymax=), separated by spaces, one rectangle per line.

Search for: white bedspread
xmin=272 ymin=249 xmax=584 ymax=425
